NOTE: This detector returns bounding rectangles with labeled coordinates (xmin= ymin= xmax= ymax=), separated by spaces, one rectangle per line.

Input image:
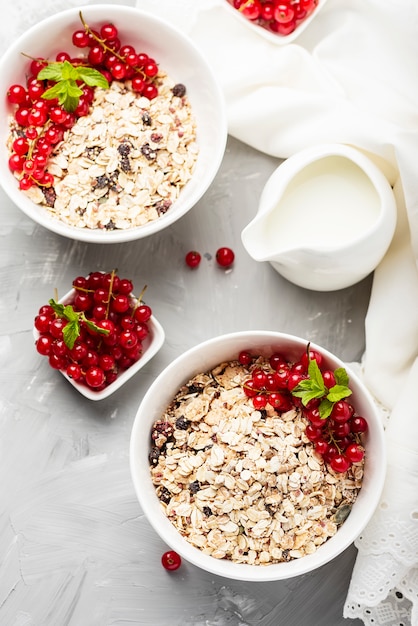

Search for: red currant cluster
xmin=70 ymin=17 xmax=159 ymax=96
xmin=34 ymin=271 xmax=152 ymax=392
xmin=238 ymin=348 xmax=368 ymax=473
xmin=7 ymin=15 xmax=159 ymax=192
xmin=228 ymin=0 xmax=318 ymax=36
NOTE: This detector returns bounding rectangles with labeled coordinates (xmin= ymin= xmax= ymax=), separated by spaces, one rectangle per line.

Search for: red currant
xmin=185 ymin=250 xmax=201 ymax=268
xmin=268 ymin=392 xmax=292 ymax=412
xmin=300 ymin=348 xmax=323 ymax=371
xmin=111 ymin=294 xmax=130 ymax=313
xmin=238 ymin=350 xmax=252 ymax=366
xmin=36 ymin=335 xmax=53 ymax=356
xmin=350 ymin=416 xmax=368 ymax=433
xmin=85 ymin=366 xmax=105 ymax=388
xmin=252 ymin=394 xmax=267 ymax=410
xmin=119 ymin=330 xmax=138 ymax=350
xmin=100 ymin=23 xmax=118 ymax=41
xmin=67 ymin=363 xmax=83 ymax=380
xmin=72 ymin=29 xmax=90 ymax=47
xmin=240 ymin=0 xmax=262 ymax=20
xmin=134 ymin=304 xmax=152 ymax=323
xmin=331 ymin=400 xmax=354 ymax=423
xmin=274 ymin=4 xmax=295 ymax=24
xmin=330 ymin=454 xmax=351 ymax=473
xmin=161 ymin=550 xmax=181 ymax=571
xmin=243 ymin=379 xmax=257 ymax=398
xmin=345 ymin=443 xmax=365 ymax=464
xmin=322 ymin=370 xmax=336 ymax=389
xmin=216 ymin=247 xmax=235 ymax=268
xmin=7 ymin=84 xmax=27 ymax=105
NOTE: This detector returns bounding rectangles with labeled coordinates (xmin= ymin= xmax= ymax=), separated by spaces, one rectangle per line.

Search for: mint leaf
xmin=76 ymin=66 xmax=109 ymax=89
xmin=84 ymin=319 xmax=109 ymax=336
xmin=327 ymin=384 xmax=352 ymax=403
xmin=49 ymin=299 xmax=66 ymax=316
xmin=39 ymin=59 xmax=108 ymax=112
xmin=62 ymin=304 xmax=79 ymax=323
xmin=292 ymin=387 xmax=324 ymax=406
xmin=60 ymin=60 xmax=79 ymax=81
xmin=334 ymin=367 xmax=349 ymax=386
xmin=47 ymin=298 xmax=109 ymax=349
xmin=62 ymin=319 xmax=80 ymax=350
xmin=62 ymin=82 xmax=83 ymax=111
xmin=42 ymin=82 xmax=68 ymax=101
xmin=38 ymin=62 xmax=65 ymax=82
xmin=292 ymin=359 xmax=327 ymax=407
xmin=308 ymin=358 xmax=326 ymax=390
xmin=290 ymin=345 xmax=353 ymax=419
xmin=318 ymin=397 xmax=334 ymax=419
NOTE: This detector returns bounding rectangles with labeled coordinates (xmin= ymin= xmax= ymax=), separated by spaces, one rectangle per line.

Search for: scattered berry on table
xmin=215 ymin=247 xmax=235 ymax=268
xmin=185 ymin=250 xmax=202 ymax=268
xmin=161 ymin=550 xmax=182 ymax=571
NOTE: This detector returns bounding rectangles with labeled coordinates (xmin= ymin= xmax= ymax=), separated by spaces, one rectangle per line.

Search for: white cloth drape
xmin=133 ymin=1 xmax=418 ymax=624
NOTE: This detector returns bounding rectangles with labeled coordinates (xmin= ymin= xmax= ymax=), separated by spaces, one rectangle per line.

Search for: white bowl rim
xmin=130 ymin=330 xmax=387 ymax=581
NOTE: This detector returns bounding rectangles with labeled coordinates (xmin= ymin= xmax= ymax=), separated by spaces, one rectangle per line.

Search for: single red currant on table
xmin=161 ymin=550 xmax=182 ymax=571
xmin=185 ymin=250 xmax=201 ymax=269
xmin=216 ymin=247 xmax=235 ymax=268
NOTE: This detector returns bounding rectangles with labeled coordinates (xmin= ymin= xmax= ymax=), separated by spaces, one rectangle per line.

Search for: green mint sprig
xmin=49 ymin=298 xmax=109 ymax=350
xmin=38 ymin=60 xmax=109 ymax=112
xmin=291 ymin=357 xmax=352 ymax=419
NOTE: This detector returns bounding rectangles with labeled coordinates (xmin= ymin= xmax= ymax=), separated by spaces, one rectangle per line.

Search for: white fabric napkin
xmin=134 ymin=1 xmax=418 ymax=623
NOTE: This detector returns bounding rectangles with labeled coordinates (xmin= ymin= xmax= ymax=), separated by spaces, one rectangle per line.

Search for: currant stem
xmin=131 ymin=284 xmax=148 ymax=318
xmin=78 ymin=11 xmax=150 ymax=82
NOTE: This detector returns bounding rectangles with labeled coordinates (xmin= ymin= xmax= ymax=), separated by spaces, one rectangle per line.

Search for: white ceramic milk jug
xmin=241 ymin=144 xmax=397 ymax=291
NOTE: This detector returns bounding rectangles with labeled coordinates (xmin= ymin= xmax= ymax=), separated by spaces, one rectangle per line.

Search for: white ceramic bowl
xmin=223 ymin=0 xmax=328 ymax=45
xmin=33 ymin=284 xmax=165 ymax=400
xmin=0 ymin=5 xmax=227 ymax=243
xmin=130 ymin=330 xmax=386 ymax=581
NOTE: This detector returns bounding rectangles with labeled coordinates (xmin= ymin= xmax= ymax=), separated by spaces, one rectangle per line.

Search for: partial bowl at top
xmin=130 ymin=330 xmax=386 ymax=581
xmin=0 ymin=4 xmax=227 ymax=243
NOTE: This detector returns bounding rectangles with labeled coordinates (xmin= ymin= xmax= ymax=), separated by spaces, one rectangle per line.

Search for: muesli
xmin=149 ymin=355 xmax=365 ymax=565
xmin=7 ymin=74 xmax=198 ymax=230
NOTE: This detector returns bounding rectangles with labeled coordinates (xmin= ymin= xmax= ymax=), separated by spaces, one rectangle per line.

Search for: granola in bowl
xmin=148 ymin=356 xmax=364 ymax=566
xmin=7 ymin=74 xmax=198 ymax=231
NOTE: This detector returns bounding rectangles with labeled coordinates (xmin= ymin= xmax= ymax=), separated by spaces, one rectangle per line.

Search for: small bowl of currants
xmin=33 ymin=270 xmax=165 ymax=400
xmin=0 ymin=4 xmax=227 ymax=243
xmin=130 ymin=330 xmax=386 ymax=581
xmin=224 ymin=0 xmax=328 ymax=44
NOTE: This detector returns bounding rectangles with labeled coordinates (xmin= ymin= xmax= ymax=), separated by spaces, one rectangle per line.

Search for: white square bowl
xmin=33 ymin=285 xmax=165 ymax=401
xmin=223 ymin=0 xmax=328 ymax=44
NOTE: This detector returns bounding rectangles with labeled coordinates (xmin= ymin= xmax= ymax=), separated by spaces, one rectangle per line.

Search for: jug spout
xmin=241 ymin=213 xmax=286 ymax=263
